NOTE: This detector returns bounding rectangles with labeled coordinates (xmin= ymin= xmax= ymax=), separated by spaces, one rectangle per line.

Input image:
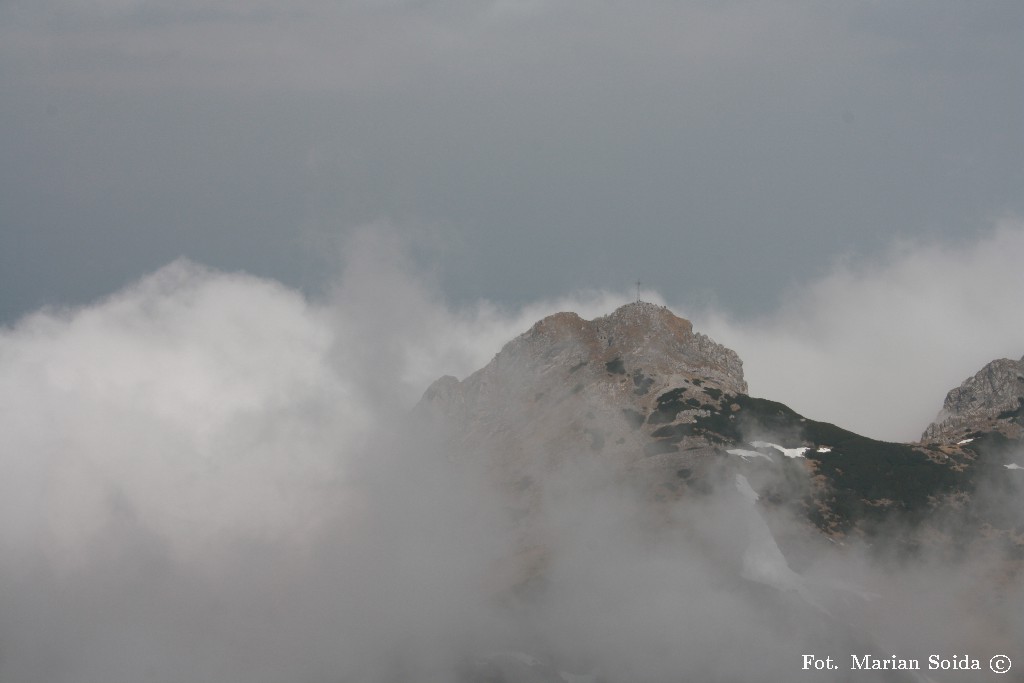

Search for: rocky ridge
xmin=420 ymin=303 xmax=1022 ymax=554
xmin=922 ymin=355 xmax=1024 ymax=443
xmin=420 ymin=302 xmax=747 ymax=483
xmin=419 ymin=302 xmax=761 ymax=589
xmin=413 ymin=304 xmax=1023 ymax=683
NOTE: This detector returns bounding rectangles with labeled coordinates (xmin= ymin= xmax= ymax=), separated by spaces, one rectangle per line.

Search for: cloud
xmin=0 ymin=237 xmax=468 ymax=681
xmin=0 ymin=224 xmax=1021 ymax=681
xmin=0 ymin=226 xmax=636 ymax=681
xmin=694 ymin=219 xmax=1024 ymax=441
xmin=0 ymin=259 xmax=357 ymax=568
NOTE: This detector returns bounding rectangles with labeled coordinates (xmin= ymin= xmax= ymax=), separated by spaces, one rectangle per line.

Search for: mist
xmin=694 ymin=219 xmax=1024 ymax=442
xmin=0 ymin=225 xmax=1021 ymax=681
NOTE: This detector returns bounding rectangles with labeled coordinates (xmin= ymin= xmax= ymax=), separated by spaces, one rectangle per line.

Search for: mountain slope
xmin=420 ymin=303 xmax=1019 ymax=549
xmin=413 ymin=302 xmax=1023 ymax=682
xmin=922 ymin=355 xmax=1024 ymax=444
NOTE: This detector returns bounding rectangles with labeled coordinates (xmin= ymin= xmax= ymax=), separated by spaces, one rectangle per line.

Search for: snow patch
xmin=957 ymin=438 xmax=975 ymax=445
xmin=1005 ymin=463 xmax=1022 ymax=470
xmin=816 ymin=446 xmax=832 ymax=453
xmin=750 ymin=440 xmax=808 ymax=458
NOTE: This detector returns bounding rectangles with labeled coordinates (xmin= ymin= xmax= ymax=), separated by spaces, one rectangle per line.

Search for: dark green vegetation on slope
xmin=638 ymin=389 xmax=1015 ymax=540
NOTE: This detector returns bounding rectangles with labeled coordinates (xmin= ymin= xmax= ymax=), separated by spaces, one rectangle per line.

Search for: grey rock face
xmin=417 ymin=303 xmax=750 ymax=587
xmin=418 ymin=302 xmax=747 ymax=474
xmin=415 ymin=303 xmax=1023 ymax=604
xmin=421 ymin=301 xmax=746 ymax=414
xmin=921 ymin=355 xmax=1024 ymax=443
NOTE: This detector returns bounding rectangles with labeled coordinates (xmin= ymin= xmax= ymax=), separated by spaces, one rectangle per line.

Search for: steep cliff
xmin=922 ymin=355 xmax=1024 ymax=443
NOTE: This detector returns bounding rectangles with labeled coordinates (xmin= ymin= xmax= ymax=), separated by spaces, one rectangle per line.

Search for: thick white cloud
xmin=0 ymin=236 xmax=501 ymax=681
xmin=3 ymin=221 xmax=1019 ymax=578
xmin=694 ymin=220 xmax=1024 ymax=441
xmin=0 ymin=223 xmax=1021 ymax=681
xmin=0 ymin=226 xmax=626 ymax=573
xmin=0 ymin=260 xmax=362 ymax=570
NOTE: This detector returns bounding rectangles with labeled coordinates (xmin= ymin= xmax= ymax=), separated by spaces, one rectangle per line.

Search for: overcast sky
xmin=2 ymin=0 xmax=1022 ymax=322
xmin=1 ymin=5 xmax=1024 ymax=678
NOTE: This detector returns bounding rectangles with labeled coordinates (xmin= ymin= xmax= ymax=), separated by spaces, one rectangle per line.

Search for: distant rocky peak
xmin=922 ymin=354 xmax=1024 ymax=443
xmin=416 ymin=303 xmax=1024 ymax=596
xmin=416 ymin=303 xmax=750 ymax=510
xmin=515 ymin=302 xmax=744 ymax=388
xmin=422 ymin=302 xmax=746 ymax=418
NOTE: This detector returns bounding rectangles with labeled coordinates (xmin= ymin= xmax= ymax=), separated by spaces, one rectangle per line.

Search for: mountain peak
xmin=922 ymin=355 xmax=1024 ymax=443
xmin=418 ymin=305 xmax=1024 ymax=598
xmin=417 ymin=303 xmax=753 ymax=533
xmin=605 ymin=299 xmax=691 ymax=326
xmin=511 ymin=302 xmax=745 ymax=393
xmin=422 ymin=304 xmax=746 ymax=423
xmin=417 ymin=304 xmax=752 ymax=585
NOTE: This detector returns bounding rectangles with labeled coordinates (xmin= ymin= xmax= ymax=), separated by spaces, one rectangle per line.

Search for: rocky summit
xmin=420 ymin=303 xmax=1024 ymax=563
xmin=419 ymin=303 xmax=759 ymax=586
xmin=420 ymin=302 xmax=746 ymax=482
xmin=414 ymin=303 xmax=1023 ymax=683
xmin=921 ymin=355 xmax=1024 ymax=443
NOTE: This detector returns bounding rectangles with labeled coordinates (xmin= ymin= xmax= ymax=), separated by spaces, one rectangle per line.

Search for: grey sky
xmin=3 ymin=4 xmax=1024 ymax=680
xmin=2 ymin=0 xmax=1022 ymax=322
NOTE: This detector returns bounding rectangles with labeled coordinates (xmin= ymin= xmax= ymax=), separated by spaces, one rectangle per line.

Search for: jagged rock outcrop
xmin=922 ymin=355 xmax=1024 ymax=443
xmin=417 ymin=302 xmax=754 ymax=587
xmin=419 ymin=304 xmax=1023 ymax=593
xmin=414 ymin=305 xmax=1023 ymax=683
xmin=419 ymin=302 xmax=747 ymax=484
